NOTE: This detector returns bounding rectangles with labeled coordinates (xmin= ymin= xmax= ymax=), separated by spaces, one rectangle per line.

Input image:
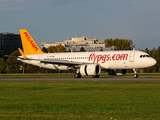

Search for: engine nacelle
xmin=80 ymin=64 xmax=101 ymax=76
xmin=108 ymin=69 xmax=127 ymax=75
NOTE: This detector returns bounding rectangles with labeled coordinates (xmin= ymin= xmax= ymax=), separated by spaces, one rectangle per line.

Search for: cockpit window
xmin=146 ymin=55 xmax=150 ymax=57
xmin=140 ymin=55 xmax=150 ymax=58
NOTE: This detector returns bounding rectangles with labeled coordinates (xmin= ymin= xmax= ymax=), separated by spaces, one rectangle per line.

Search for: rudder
xmin=19 ymin=29 xmax=44 ymax=55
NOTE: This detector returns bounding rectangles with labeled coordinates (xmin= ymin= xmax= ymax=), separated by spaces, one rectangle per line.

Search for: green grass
xmin=0 ymin=81 xmax=160 ymax=120
xmin=0 ymin=73 xmax=160 ymax=78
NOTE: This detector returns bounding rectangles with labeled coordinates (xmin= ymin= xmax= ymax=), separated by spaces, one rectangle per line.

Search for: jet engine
xmin=80 ymin=64 xmax=101 ymax=76
xmin=108 ymin=69 xmax=127 ymax=75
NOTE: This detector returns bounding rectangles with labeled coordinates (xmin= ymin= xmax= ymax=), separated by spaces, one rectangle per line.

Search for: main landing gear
xmin=74 ymin=69 xmax=81 ymax=78
xmin=74 ymin=73 xmax=81 ymax=78
xmin=133 ymin=69 xmax=138 ymax=78
xmin=74 ymin=73 xmax=100 ymax=78
xmin=92 ymin=75 xmax=100 ymax=78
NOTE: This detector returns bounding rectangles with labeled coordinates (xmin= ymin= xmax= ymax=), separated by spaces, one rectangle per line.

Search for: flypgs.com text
xmin=88 ymin=53 xmax=128 ymax=63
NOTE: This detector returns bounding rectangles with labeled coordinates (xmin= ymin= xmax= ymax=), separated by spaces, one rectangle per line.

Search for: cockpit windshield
xmin=140 ymin=55 xmax=150 ymax=58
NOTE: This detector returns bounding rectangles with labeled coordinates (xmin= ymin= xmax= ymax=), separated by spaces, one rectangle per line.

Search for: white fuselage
xmin=18 ymin=50 xmax=157 ymax=70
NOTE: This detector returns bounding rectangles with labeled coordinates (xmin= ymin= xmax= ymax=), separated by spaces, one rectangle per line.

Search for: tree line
xmin=0 ymin=39 xmax=159 ymax=73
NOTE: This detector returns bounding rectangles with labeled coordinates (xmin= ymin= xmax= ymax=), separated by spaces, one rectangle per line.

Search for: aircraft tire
xmin=74 ymin=73 xmax=81 ymax=78
xmin=92 ymin=75 xmax=99 ymax=78
xmin=134 ymin=74 xmax=138 ymax=78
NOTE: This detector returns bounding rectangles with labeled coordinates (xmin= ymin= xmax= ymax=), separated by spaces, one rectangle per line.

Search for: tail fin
xmin=19 ymin=29 xmax=44 ymax=55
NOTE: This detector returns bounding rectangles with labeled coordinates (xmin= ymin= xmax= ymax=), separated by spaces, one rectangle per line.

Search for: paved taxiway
xmin=0 ymin=77 xmax=160 ymax=82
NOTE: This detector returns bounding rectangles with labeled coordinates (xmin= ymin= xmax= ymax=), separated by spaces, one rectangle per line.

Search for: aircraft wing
xmin=5 ymin=55 xmax=86 ymax=67
xmin=6 ymin=52 xmax=91 ymax=66
xmin=36 ymin=58 xmax=84 ymax=66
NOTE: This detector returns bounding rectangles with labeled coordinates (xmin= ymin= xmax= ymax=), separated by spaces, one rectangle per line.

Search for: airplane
xmin=7 ymin=29 xmax=157 ymax=78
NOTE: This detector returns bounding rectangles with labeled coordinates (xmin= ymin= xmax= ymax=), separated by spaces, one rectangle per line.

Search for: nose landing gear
xmin=133 ymin=69 xmax=138 ymax=78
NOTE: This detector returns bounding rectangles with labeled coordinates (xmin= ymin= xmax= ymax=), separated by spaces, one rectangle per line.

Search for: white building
xmin=41 ymin=37 xmax=116 ymax=52
xmin=41 ymin=42 xmax=65 ymax=49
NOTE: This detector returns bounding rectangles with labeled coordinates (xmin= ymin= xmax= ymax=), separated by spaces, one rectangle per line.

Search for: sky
xmin=0 ymin=0 xmax=160 ymax=50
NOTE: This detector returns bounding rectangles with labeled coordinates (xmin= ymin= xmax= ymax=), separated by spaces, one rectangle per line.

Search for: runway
xmin=0 ymin=77 xmax=160 ymax=82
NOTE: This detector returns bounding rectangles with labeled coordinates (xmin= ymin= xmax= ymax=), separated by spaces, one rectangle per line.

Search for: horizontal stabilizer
xmin=4 ymin=55 xmax=28 ymax=60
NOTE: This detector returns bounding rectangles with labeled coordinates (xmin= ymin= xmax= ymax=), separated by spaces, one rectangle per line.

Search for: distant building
xmin=0 ymin=32 xmax=22 ymax=60
xmin=41 ymin=37 xmax=116 ymax=52
xmin=64 ymin=37 xmax=104 ymax=47
xmin=41 ymin=42 xmax=65 ymax=49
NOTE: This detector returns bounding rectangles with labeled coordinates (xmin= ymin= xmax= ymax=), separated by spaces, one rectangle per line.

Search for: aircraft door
xmin=38 ymin=55 xmax=43 ymax=59
xmin=129 ymin=52 xmax=135 ymax=62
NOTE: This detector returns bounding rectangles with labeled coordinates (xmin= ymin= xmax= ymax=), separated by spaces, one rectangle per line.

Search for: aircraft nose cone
xmin=151 ymin=58 xmax=157 ymax=66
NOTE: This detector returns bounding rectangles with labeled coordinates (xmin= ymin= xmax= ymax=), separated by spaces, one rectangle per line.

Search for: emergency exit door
xmin=129 ymin=52 xmax=135 ymax=62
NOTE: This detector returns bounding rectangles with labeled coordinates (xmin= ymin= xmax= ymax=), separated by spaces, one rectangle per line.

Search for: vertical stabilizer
xmin=19 ymin=29 xmax=44 ymax=55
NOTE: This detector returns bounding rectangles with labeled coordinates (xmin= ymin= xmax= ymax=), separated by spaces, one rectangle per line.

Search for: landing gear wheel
xmin=92 ymin=75 xmax=99 ymax=78
xmin=74 ymin=73 xmax=81 ymax=78
xmin=133 ymin=68 xmax=138 ymax=78
xmin=134 ymin=74 xmax=138 ymax=78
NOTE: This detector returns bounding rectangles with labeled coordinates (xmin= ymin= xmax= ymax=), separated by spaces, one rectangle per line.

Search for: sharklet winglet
xmin=18 ymin=48 xmax=27 ymax=58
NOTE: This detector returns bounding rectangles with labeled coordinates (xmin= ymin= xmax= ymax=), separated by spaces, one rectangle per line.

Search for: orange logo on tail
xmin=23 ymin=32 xmax=39 ymax=51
